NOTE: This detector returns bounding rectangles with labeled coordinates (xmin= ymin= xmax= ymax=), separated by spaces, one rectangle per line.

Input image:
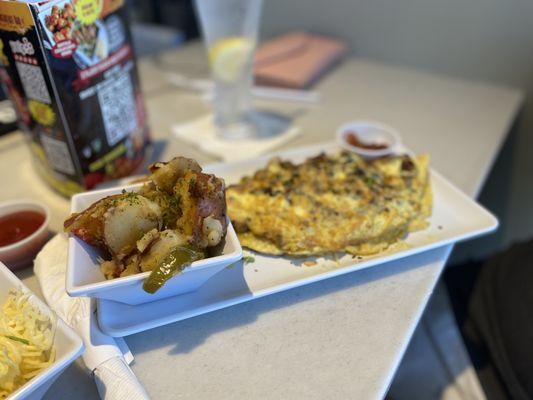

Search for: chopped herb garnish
xmin=124 ymin=191 xmax=141 ymax=204
xmin=5 ymin=335 xmax=29 ymax=345
xmin=243 ymin=255 xmax=255 ymax=264
xmin=364 ymin=176 xmax=376 ymax=186
xmin=168 ymin=195 xmax=180 ymax=211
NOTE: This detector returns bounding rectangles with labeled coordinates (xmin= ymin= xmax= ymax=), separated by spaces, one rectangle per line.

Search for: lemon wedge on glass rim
xmin=208 ymin=37 xmax=255 ymax=83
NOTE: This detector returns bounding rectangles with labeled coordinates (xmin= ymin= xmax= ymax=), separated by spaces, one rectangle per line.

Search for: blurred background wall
xmin=259 ymin=0 xmax=533 ymax=262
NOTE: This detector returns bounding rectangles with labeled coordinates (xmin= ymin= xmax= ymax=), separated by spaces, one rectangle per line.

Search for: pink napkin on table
xmin=254 ymin=31 xmax=348 ymax=89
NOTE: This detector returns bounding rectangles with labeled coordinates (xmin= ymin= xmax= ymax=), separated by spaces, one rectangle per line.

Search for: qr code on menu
xmin=97 ymin=73 xmax=137 ymax=146
xmin=40 ymin=134 xmax=75 ymax=175
xmin=15 ymin=62 xmax=51 ymax=104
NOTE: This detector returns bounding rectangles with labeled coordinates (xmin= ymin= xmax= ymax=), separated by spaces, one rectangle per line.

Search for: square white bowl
xmin=66 ymin=184 xmax=243 ymax=305
xmin=0 ymin=262 xmax=84 ymax=400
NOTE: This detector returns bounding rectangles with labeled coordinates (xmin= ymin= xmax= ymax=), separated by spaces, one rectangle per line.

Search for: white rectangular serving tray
xmin=97 ymin=142 xmax=498 ymax=336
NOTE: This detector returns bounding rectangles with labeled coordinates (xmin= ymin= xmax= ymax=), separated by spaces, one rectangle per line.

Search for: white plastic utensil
xmin=166 ymin=73 xmax=321 ymax=104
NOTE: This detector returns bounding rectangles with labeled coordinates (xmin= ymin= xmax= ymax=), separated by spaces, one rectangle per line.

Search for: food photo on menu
xmin=0 ymin=0 xmax=530 ymax=399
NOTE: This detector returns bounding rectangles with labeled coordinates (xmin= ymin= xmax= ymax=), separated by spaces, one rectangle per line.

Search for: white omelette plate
xmin=97 ymin=142 xmax=498 ymax=336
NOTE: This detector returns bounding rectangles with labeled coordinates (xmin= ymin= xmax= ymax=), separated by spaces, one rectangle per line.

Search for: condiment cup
xmin=336 ymin=120 xmax=401 ymax=157
xmin=0 ymin=199 xmax=50 ymax=270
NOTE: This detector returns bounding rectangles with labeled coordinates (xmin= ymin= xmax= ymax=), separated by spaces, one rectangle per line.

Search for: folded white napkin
xmin=34 ymin=234 xmax=150 ymax=400
xmin=172 ymin=114 xmax=301 ymax=161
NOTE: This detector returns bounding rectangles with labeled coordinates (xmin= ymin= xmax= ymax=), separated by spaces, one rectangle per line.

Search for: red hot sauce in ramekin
xmin=0 ymin=211 xmax=45 ymax=247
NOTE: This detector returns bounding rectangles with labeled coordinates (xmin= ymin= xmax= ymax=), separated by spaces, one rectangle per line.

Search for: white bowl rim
xmin=336 ymin=120 xmax=402 ymax=157
xmin=66 ymin=184 xmax=243 ymax=296
xmin=0 ymin=199 xmax=50 ymax=252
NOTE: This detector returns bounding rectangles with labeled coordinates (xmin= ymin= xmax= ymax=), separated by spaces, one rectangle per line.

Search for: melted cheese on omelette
xmin=227 ymin=151 xmax=432 ymax=256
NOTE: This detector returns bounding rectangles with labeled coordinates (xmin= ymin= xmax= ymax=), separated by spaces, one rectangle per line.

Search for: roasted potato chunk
xmin=173 ymin=170 xmax=227 ymax=248
xmin=64 ymin=194 xmax=121 ymax=248
xmin=103 ymin=194 xmax=162 ymax=257
xmin=148 ymin=157 xmax=201 ymax=193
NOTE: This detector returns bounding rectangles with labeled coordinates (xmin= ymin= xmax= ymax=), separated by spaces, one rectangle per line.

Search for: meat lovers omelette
xmin=227 ymin=151 xmax=432 ymax=256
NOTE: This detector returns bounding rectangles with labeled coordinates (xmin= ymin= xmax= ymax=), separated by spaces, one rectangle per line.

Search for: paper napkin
xmin=172 ymin=114 xmax=301 ymax=161
xmin=34 ymin=234 xmax=150 ymax=400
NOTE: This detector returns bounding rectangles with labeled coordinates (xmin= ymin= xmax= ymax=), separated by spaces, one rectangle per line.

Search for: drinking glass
xmin=194 ymin=0 xmax=262 ymax=139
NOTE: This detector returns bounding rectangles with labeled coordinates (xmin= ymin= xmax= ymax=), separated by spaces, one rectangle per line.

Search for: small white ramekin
xmin=336 ymin=120 xmax=401 ymax=158
xmin=0 ymin=199 xmax=50 ymax=270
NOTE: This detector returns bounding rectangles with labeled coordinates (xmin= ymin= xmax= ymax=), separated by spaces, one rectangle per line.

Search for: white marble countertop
xmin=0 ymin=44 xmax=523 ymax=399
